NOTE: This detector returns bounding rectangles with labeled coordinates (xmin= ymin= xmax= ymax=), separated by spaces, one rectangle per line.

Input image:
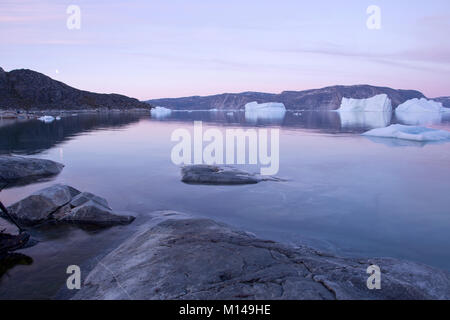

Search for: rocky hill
xmin=0 ymin=67 xmax=150 ymax=110
xmin=435 ymin=97 xmax=450 ymax=108
xmin=147 ymin=85 xmax=426 ymax=111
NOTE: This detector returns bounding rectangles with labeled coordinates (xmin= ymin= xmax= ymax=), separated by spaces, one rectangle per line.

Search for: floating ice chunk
xmin=151 ymin=106 xmax=172 ymax=118
xmin=244 ymin=101 xmax=286 ymax=124
xmin=245 ymin=101 xmax=286 ymax=112
xmin=339 ymin=111 xmax=392 ymax=129
xmin=38 ymin=116 xmax=55 ymax=123
xmin=338 ymin=94 xmax=392 ymax=113
xmin=56 ymin=116 xmax=61 ymax=120
xmin=362 ymin=124 xmax=450 ymax=142
xmin=396 ymin=98 xmax=450 ymax=113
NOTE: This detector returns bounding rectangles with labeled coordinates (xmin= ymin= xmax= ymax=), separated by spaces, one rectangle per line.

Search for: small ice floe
xmin=362 ymin=124 xmax=450 ymax=142
xmin=151 ymin=106 xmax=172 ymax=119
xmin=210 ymin=108 xmax=219 ymax=112
xmin=56 ymin=116 xmax=61 ymax=121
xmin=244 ymin=101 xmax=286 ymax=124
xmin=338 ymin=94 xmax=392 ymax=113
xmin=293 ymin=112 xmax=302 ymax=116
xmin=226 ymin=112 xmax=234 ymax=116
xmin=38 ymin=115 xmax=55 ymax=123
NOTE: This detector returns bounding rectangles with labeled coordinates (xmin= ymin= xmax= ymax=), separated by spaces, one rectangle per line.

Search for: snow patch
xmin=362 ymin=124 xmax=450 ymax=142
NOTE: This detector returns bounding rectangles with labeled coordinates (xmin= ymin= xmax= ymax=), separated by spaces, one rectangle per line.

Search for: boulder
xmin=0 ymin=216 xmax=19 ymax=236
xmin=6 ymin=184 xmax=135 ymax=227
xmin=7 ymin=184 xmax=79 ymax=224
xmin=73 ymin=211 xmax=450 ymax=300
xmin=60 ymin=201 xmax=135 ymax=226
xmin=0 ymin=155 xmax=64 ymax=187
xmin=181 ymin=165 xmax=281 ymax=185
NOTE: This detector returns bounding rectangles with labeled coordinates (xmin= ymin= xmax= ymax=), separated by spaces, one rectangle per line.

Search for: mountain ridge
xmin=147 ymin=85 xmax=429 ymax=111
xmin=0 ymin=67 xmax=150 ymax=110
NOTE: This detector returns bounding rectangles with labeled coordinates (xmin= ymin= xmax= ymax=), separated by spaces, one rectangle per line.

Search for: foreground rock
xmin=73 ymin=211 xmax=450 ymax=300
xmin=0 ymin=216 xmax=19 ymax=236
xmin=181 ymin=165 xmax=282 ymax=185
xmin=0 ymin=155 xmax=64 ymax=187
xmin=6 ymin=184 xmax=135 ymax=227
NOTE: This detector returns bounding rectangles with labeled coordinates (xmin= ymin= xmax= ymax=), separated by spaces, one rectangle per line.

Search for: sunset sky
xmin=1 ymin=0 xmax=449 ymax=100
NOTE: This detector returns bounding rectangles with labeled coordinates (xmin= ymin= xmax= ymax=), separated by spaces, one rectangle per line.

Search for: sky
xmin=0 ymin=0 xmax=449 ymax=100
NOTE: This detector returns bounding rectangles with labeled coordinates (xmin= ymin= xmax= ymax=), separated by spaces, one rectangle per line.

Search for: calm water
xmin=1 ymin=110 xmax=450 ymax=299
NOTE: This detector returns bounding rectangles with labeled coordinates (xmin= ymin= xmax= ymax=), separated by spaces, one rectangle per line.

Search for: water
xmin=1 ymin=110 xmax=450 ymax=299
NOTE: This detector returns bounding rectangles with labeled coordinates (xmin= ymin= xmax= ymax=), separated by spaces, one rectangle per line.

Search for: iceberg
xmin=151 ymin=106 xmax=172 ymax=119
xmin=338 ymin=94 xmax=392 ymax=113
xmin=395 ymin=98 xmax=450 ymax=114
xmin=38 ymin=116 xmax=55 ymax=123
xmin=395 ymin=112 xmax=442 ymax=126
xmin=362 ymin=124 xmax=450 ymax=142
xmin=245 ymin=102 xmax=287 ymax=113
xmin=244 ymin=101 xmax=286 ymax=124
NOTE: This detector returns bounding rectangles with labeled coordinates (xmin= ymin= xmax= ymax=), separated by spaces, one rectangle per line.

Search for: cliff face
xmin=148 ymin=85 xmax=426 ymax=111
xmin=0 ymin=67 xmax=149 ymax=110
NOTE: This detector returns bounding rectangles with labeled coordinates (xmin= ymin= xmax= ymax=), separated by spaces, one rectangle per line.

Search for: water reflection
xmin=0 ymin=113 xmax=145 ymax=155
xmin=338 ymin=111 xmax=392 ymax=129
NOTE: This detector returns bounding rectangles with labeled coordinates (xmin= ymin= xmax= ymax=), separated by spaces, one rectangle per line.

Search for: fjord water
xmin=1 ymin=111 xmax=450 ymax=299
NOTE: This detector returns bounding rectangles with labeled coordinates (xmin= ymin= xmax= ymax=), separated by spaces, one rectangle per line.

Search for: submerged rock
xmin=181 ymin=165 xmax=281 ymax=185
xmin=6 ymin=184 xmax=135 ymax=227
xmin=0 ymin=155 xmax=64 ymax=187
xmin=73 ymin=211 xmax=450 ymax=300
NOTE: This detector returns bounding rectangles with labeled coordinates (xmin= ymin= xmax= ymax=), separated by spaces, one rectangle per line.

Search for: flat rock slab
xmin=6 ymin=184 xmax=135 ymax=227
xmin=181 ymin=165 xmax=281 ymax=185
xmin=0 ymin=155 xmax=64 ymax=188
xmin=73 ymin=211 xmax=450 ymax=300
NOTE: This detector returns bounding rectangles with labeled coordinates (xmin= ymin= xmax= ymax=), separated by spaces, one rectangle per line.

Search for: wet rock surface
xmin=0 ymin=155 xmax=64 ymax=187
xmin=73 ymin=211 xmax=450 ymax=300
xmin=181 ymin=165 xmax=281 ymax=185
xmin=5 ymin=184 xmax=135 ymax=227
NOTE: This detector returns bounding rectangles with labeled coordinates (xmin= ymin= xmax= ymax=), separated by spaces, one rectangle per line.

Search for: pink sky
xmin=1 ymin=0 xmax=449 ymax=99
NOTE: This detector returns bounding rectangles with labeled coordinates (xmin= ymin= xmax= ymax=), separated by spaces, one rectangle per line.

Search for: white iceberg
xmin=395 ymin=112 xmax=442 ymax=126
xmin=245 ymin=101 xmax=286 ymax=113
xmin=396 ymin=98 xmax=450 ymax=114
xmin=151 ymin=106 xmax=172 ymax=118
xmin=244 ymin=101 xmax=286 ymax=124
xmin=338 ymin=94 xmax=392 ymax=113
xmin=38 ymin=116 xmax=55 ymax=123
xmin=362 ymin=124 xmax=450 ymax=142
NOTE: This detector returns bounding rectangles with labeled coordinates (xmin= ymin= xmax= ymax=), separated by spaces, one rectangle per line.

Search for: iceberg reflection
xmin=338 ymin=111 xmax=392 ymax=129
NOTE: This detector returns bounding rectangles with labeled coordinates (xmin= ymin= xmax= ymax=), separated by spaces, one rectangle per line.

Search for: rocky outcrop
xmin=0 ymin=216 xmax=19 ymax=236
xmin=6 ymin=184 xmax=135 ymax=226
xmin=73 ymin=211 xmax=450 ymax=300
xmin=435 ymin=97 xmax=450 ymax=108
xmin=0 ymin=67 xmax=150 ymax=110
xmin=181 ymin=165 xmax=282 ymax=185
xmin=147 ymin=85 xmax=425 ymax=111
xmin=0 ymin=155 xmax=64 ymax=187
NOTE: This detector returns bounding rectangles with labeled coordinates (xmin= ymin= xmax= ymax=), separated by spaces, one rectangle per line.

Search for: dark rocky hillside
xmin=148 ymin=85 xmax=426 ymax=111
xmin=0 ymin=67 xmax=149 ymax=110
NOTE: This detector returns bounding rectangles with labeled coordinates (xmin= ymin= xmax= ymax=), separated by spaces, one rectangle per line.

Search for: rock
xmin=0 ymin=155 xmax=64 ymax=187
xmin=181 ymin=165 xmax=281 ymax=185
xmin=6 ymin=184 xmax=135 ymax=227
xmin=0 ymin=216 xmax=19 ymax=236
xmin=7 ymin=184 xmax=79 ymax=224
xmin=69 ymin=192 xmax=111 ymax=210
xmin=60 ymin=201 xmax=135 ymax=226
xmin=73 ymin=211 xmax=450 ymax=300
